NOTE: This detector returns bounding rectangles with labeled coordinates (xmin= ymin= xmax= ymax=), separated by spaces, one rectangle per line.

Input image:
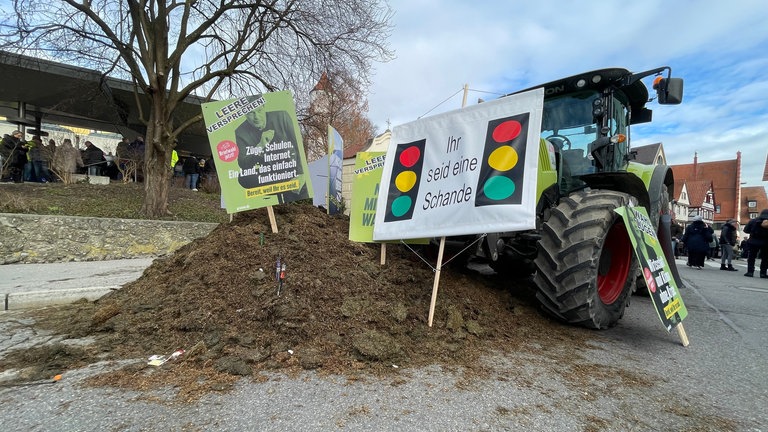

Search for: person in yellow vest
xmin=170 ymin=149 xmax=178 ymax=170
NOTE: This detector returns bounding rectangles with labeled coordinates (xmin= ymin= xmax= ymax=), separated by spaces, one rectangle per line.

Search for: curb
xmin=2 ymin=286 xmax=120 ymax=311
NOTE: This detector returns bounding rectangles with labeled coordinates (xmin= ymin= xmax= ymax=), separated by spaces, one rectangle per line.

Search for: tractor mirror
xmin=656 ymin=77 xmax=684 ymax=105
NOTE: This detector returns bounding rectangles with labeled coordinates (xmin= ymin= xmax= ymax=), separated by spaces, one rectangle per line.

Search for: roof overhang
xmin=0 ymin=50 xmax=211 ymax=155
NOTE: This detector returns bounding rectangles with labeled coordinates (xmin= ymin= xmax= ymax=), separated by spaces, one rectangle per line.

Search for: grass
xmin=0 ymin=180 xmax=229 ymax=223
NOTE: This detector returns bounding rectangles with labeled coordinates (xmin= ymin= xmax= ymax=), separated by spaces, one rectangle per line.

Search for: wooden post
xmin=427 ymin=236 xmax=447 ymax=327
xmin=380 ymin=243 xmax=387 ymax=265
xmin=267 ymin=206 xmax=278 ymax=233
xmin=427 ymin=86 xmax=468 ymax=327
xmin=676 ymin=323 xmax=689 ymax=347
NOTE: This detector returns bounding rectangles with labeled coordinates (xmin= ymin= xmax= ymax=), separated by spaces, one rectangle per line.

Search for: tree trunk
xmin=142 ymin=151 xmax=171 ymax=218
xmin=141 ymin=112 xmax=172 ymax=218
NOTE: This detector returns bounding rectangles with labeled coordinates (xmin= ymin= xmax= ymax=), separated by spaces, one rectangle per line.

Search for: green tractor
xmin=468 ymin=67 xmax=684 ymax=329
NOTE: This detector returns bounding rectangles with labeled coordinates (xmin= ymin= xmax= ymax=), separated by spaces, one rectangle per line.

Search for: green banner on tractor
xmin=616 ymin=206 xmax=687 ymax=331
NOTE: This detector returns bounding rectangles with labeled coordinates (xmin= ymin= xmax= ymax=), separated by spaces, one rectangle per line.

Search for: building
xmin=633 ymin=143 xmax=692 ymax=224
xmin=669 ymin=152 xmax=741 ymax=229
xmin=632 ymin=142 xmax=667 ymax=166
xmin=681 ymin=180 xmax=716 ymax=225
xmin=741 ymin=186 xmax=768 ymax=222
xmin=340 ymin=129 xmax=391 ymax=214
xmin=671 ymin=181 xmax=691 ymax=225
xmin=763 ymin=153 xmax=768 ymax=182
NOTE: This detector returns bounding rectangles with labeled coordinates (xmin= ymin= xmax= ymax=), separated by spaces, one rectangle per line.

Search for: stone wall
xmin=0 ymin=213 xmax=218 ymax=264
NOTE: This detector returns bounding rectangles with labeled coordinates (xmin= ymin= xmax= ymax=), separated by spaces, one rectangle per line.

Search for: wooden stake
xmin=427 ymin=236 xmax=447 ymax=327
xmin=267 ymin=206 xmax=278 ymax=233
xmin=380 ymin=243 xmax=387 ymax=265
xmin=676 ymin=323 xmax=689 ymax=347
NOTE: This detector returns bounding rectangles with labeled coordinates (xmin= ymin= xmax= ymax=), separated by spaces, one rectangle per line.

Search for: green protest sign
xmin=349 ymin=151 xmax=386 ymax=242
xmin=201 ymin=91 xmax=312 ymax=213
xmin=616 ymin=206 xmax=687 ymax=332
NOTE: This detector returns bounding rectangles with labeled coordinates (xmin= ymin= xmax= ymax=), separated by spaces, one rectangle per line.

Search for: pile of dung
xmin=80 ymin=202 xmax=581 ymax=376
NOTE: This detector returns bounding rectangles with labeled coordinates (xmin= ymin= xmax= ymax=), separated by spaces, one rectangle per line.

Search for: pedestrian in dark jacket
xmin=182 ymin=155 xmax=200 ymax=191
xmin=671 ymin=220 xmax=683 ymax=259
xmin=719 ymin=219 xmax=738 ymax=271
xmin=1 ymin=130 xmax=27 ymax=183
xmin=24 ymin=135 xmax=48 ymax=182
xmin=681 ymin=215 xmax=713 ymax=269
xmin=743 ymin=209 xmax=768 ymax=278
xmin=82 ymin=141 xmax=105 ymax=176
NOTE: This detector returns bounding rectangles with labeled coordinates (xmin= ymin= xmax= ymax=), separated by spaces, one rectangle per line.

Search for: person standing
xmin=719 ymin=219 xmax=738 ymax=271
xmin=1 ymin=130 xmax=28 ymax=183
xmin=82 ymin=141 xmax=105 ymax=176
xmin=1 ymin=130 xmax=25 ymax=181
xmin=43 ymin=139 xmax=56 ymax=181
xmin=743 ymin=209 xmax=768 ymax=278
xmin=52 ymin=138 xmax=84 ymax=184
xmin=681 ymin=215 xmax=712 ymax=269
xmin=740 ymin=237 xmax=749 ymax=259
xmin=182 ymin=155 xmax=200 ymax=191
xmin=25 ymin=135 xmax=48 ymax=182
xmin=707 ymin=232 xmax=719 ymax=261
xmin=670 ymin=219 xmax=683 ymax=259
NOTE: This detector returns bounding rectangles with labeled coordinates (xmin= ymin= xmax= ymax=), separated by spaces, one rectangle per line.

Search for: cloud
xmin=367 ymin=0 xmax=768 ymax=189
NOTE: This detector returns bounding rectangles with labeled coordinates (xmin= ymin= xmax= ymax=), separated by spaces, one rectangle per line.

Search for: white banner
xmin=373 ymin=88 xmax=544 ymax=240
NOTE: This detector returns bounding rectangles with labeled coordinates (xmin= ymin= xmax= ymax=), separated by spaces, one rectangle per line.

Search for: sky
xmin=365 ymin=0 xmax=768 ymax=191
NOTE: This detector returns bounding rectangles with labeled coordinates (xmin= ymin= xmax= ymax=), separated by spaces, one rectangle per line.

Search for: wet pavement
xmin=0 ymin=258 xmax=154 ymax=310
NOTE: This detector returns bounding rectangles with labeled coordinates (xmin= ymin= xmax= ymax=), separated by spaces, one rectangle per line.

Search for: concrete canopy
xmin=0 ymin=50 xmax=211 ymax=155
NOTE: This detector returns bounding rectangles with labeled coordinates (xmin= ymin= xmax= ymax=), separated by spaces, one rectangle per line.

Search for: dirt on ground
xmin=1 ymin=201 xmax=596 ymax=398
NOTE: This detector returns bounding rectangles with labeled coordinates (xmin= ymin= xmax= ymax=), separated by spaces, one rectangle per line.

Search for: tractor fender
xmin=647 ymin=165 xmax=674 ymax=220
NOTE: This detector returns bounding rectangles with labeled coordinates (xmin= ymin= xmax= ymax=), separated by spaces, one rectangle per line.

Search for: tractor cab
xmin=508 ymin=67 xmax=683 ymax=195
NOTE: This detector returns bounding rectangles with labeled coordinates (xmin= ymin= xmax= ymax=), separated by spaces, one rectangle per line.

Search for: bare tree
xmin=0 ymin=0 xmax=393 ymax=217
xmin=301 ymin=71 xmax=377 ymax=162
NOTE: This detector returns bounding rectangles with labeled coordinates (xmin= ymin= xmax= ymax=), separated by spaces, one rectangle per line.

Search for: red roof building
xmin=741 ymin=186 xmax=768 ymax=222
xmin=670 ymin=152 xmax=741 ymax=226
xmin=763 ymin=153 xmax=768 ymax=182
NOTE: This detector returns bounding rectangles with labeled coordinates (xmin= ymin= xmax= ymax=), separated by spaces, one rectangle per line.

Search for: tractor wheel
xmin=533 ymin=189 xmax=637 ymax=329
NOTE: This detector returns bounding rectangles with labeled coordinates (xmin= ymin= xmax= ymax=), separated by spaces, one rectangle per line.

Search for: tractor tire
xmin=533 ymin=189 xmax=637 ymax=329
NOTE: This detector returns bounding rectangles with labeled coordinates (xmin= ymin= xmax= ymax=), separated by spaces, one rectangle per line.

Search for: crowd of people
xmin=1 ymin=129 xmax=215 ymax=189
xmin=1 ymin=130 xmax=122 ymax=183
xmin=671 ymin=211 xmax=768 ymax=279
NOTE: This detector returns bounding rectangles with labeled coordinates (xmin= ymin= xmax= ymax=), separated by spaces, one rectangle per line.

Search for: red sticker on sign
xmin=217 ymin=140 xmax=238 ymax=162
xmin=644 ymin=267 xmax=657 ymax=293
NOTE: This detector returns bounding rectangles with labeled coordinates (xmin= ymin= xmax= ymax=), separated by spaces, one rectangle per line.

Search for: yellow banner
xmin=245 ymin=179 xmax=299 ymax=198
xmin=663 ymin=297 xmax=682 ymax=319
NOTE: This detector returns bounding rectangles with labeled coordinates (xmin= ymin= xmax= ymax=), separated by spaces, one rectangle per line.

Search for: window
xmin=749 ymin=212 xmax=758 ymax=219
xmin=715 ymin=205 xmax=721 ymax=213
xmin=748 ymin=200 xmax=757 ymax=208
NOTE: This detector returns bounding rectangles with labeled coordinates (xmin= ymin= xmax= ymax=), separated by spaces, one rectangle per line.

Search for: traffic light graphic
xmin=383 ymin=139 xmax=426 ymax=222
xmin=475 ymin=113 xmax=529 ymax=207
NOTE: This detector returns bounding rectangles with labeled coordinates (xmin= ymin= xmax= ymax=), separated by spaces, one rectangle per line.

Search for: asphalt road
xmin=0 ymin=257 xmax=766 ymax=431
xmin=0 ymin=258 xmax=154 ymax=310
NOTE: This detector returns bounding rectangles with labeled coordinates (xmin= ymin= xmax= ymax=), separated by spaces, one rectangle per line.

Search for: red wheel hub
xmin=597 ymin=222 xmax=632 ymax=304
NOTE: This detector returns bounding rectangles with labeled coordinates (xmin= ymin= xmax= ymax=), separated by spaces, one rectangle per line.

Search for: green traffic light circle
xmin=391 ymin=195 xmax=413 ymax=217
xmin=483 ymin=176 xmax=515 ymax=200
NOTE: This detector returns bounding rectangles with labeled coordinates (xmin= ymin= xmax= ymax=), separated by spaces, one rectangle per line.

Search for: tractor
xmin=460 ymin=67 xmax=684 ymax=329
